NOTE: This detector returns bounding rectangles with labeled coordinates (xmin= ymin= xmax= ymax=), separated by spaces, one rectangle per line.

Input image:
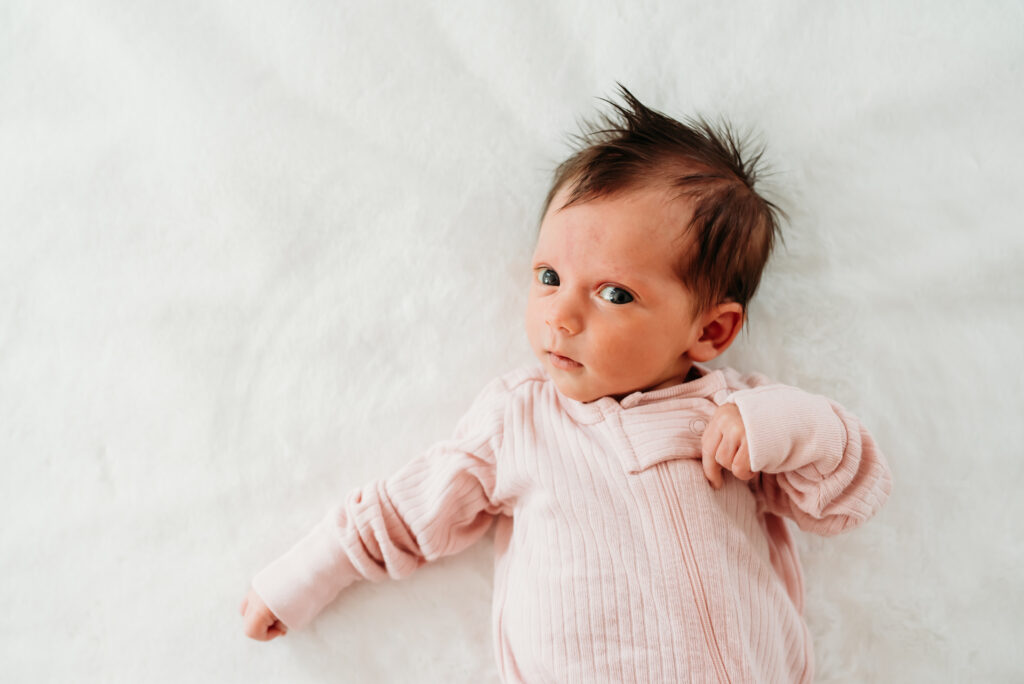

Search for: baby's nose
xmin=544 ymin=290 xmax=584 ymax=335
xmin=546 ymin=316 xmax=576 ymax=335
xmin=546 ymin=305 xmax=581 ymax=335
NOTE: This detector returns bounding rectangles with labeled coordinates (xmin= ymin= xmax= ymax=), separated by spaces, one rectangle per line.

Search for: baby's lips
xmin=548 ymin=351 xmax=583 ymax=370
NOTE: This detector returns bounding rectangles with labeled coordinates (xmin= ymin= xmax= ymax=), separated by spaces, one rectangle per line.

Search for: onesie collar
xmin=552 ymin=362 xmax=731 ymax=425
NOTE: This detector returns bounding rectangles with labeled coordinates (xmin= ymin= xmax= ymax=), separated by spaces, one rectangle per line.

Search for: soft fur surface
xmin=2 ymin=2 xmax=1022 ymax=682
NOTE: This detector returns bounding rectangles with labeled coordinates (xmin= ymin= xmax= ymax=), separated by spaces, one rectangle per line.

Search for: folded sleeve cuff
xmin=251 ymin=512 xmax=362 ymax=632
xmin=726 ymin=385 xmax=847 ymax=475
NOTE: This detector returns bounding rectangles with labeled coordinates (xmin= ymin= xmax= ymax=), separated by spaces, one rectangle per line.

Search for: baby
xmin=240 ymin=86 xmax=892 ymax=683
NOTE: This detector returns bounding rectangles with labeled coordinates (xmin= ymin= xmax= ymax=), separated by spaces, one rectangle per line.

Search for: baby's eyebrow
xmin=599 ymin=268 xmax=648 ymax=287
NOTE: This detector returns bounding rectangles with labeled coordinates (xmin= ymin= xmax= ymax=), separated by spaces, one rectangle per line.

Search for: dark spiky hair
xmin=543 ymin=85 xmax=785 ymax=320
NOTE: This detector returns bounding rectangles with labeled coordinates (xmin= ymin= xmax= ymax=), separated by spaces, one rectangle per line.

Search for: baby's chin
xmin=556 ymin=385 xmax=603 ymax=403
xmin=546 ymin=372 xmax=614 ymax=404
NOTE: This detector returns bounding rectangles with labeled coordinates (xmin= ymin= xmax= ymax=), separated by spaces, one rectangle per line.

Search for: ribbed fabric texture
xmin=252 ymin=363 xmax=892 ymax=683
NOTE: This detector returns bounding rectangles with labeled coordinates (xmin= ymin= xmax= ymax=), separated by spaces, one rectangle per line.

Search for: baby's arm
xmin=243 ymin=376 xmax=510 ymax=636
xmin=718 ymin=374 xmax=892 ymax=536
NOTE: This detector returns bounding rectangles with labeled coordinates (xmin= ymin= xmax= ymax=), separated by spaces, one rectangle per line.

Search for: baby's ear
xmin=688 ymin=303 xmax=744 ymax=362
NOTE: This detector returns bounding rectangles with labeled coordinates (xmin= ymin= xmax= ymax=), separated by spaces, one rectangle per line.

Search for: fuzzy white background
xmin=2 ymin=1 xmax=1022 ymax=682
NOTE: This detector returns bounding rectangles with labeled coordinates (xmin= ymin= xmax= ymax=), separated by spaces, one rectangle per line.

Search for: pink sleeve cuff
xmin=251 ymin=511 xmax=363 ymax=632
xmin=726 ymin=385 xmax=847 ymax=475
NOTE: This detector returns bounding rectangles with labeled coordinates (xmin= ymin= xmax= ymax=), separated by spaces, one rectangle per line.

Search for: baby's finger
xmin=240 ymin=596 xmax=248 ymax=616
xmin=703 ymin=457 xmax=723 ymax=490
xmin=243 ymin=616 xmax=270 ymax=641
xmin=700 ymin=446 xmax=724 ymax=489
xmin=700 ymin=421 xmax=721 ymax=460
xmin=701 ymin=429 xmax=724 ymax=489
xmin=714 ymin=435 xmax=736 ymax=471
xmin=732 ymin=440 xmax=753 ymax=481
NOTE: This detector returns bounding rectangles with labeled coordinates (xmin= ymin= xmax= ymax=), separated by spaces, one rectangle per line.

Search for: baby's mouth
xmin=547 ymin=351 xmax=583 ymax=370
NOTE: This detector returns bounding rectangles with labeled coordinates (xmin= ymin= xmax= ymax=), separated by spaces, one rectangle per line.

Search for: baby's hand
xmin=700 ymin=403 xmax=757 ymax=490
xmin=240 ymin=588 xmax=288 ymax=641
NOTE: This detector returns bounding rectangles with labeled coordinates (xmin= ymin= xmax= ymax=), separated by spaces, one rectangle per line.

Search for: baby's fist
xmin=240 ymin=588 xmax=288 ymax=641
xmin=700 ymin=403 xmax=756 ymax=489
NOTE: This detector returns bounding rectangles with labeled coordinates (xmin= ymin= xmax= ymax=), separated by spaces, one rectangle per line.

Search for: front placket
xmin=612 ymin=395 xmax=732 ymax=684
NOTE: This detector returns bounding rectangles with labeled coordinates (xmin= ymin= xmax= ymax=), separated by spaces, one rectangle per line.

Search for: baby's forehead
xmin=549 ymin=181 xmax=695 ymax=239
xmin=538 ymin=183 xmax=698 ymax=275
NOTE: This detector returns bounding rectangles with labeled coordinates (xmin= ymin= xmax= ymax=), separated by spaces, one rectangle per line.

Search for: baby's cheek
xmin=596 ymin=332 xmax=641 ymax=375
xmin=523 ymin=303 xmax=542 ymax=349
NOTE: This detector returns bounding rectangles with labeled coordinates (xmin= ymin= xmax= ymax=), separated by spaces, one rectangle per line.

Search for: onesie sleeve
xmin=250 ymin=376 xmax=511 ymax=632
xmin=723 ymin=376 xmax=893 ymax=537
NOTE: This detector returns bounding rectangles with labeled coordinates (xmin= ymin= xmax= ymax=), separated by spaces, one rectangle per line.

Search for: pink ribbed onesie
xmin=252 ymin=362 xmax=892 ymax=683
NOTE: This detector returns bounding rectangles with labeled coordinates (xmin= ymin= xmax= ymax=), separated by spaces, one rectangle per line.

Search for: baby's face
xmin=525 ymin=184 xmax=706 ymax=403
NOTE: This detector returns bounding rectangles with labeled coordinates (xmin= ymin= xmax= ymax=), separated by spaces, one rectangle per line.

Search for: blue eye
xmin=598 ymin=285 xmax=634 ymax=304
xmin=537 ymin=268 xmax=560 ymax=286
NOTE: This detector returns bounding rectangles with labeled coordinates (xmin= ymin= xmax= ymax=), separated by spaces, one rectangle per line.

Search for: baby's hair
xmin=544 ymin=84 xmax=785 ymax=321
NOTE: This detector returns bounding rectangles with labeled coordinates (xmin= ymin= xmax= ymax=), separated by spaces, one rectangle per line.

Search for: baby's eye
xmin=598 ymin=285 xmax=634 ymax=305
xmin=536 ymin=268 xmax=560 ymax=287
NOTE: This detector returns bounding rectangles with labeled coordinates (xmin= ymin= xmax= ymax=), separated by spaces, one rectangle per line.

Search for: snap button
xmin=689 ymin=417 xmax=707 ymax=435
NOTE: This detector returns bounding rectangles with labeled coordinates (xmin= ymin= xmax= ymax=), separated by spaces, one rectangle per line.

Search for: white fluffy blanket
xmin=2 ymin=1 xmax=1022 ymax=681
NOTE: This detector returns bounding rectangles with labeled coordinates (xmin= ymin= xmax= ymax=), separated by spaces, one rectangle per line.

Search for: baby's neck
xmin=607 ymin=364 xmax=704 ymax=403
xmin=684 ymin=364 xmax=703 ymax=383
